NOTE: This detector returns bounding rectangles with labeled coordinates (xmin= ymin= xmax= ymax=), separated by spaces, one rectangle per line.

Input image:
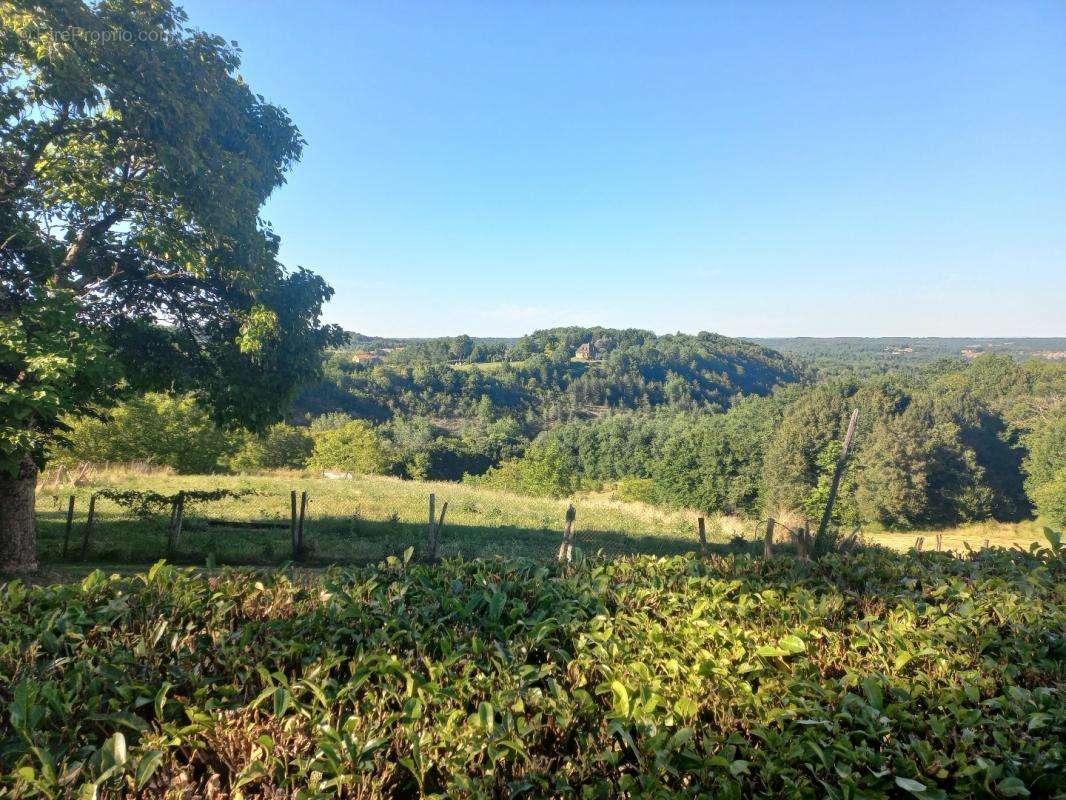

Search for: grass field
xmin=33 ymin=471 xmax=710 ymax=568
xmin=33 ymin=470 xmax=1051 ymax=572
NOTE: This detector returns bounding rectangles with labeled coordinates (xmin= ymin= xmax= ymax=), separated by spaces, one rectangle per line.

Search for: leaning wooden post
xmin=174 ymin=492 xmax=186 ymax=549
xmin=763 ymin=518 xmax=775 ymax=559
xmin=79 ymin=494 xmax=96 ymax=561
xmin=697 ymin=517 xmax=707 ymax=558
xmin=297 ymin=491 xmax=308 ymax=557
xmin=557 ymin=505 xmax=577 ymax=563
xmin=61 ymin=495 xmax=75 ymax=559
xmin=429 ymin=501 xmax=448 ymax=561
xmin=816 ymin=408 xmax=860 ymax=543
xmin=290 ymin=490 xmax=298 ymax=560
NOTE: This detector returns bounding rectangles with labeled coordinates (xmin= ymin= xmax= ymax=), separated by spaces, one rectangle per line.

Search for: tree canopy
xmin=0 ymin=0 xmax=341 ymax=569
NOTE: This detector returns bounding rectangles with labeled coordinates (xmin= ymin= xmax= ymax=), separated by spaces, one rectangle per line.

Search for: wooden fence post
xmin=697 ymin=517 xmax=707 ymax=558
xmin=175 ymin=492 xmax=186 ymax=546
xmin=79 ymin=494 xmax=96 ymax=561
xmin=557 ymin=505 xmax=576 ymax=563
xmin=427 ymin=493 xmax=436 ymax=559
xmin=167 ymin=492 xmax=185 ymax=558
xmin=763 ymin=518 xmax=775 ymax=559
xmin=428 ymin=500 xmax=447 ymax=561
xmin=935 ymin=533 xmax=942 ymax=552
xmin=297 ymin=491 xmax=308 ymax=557
xmin=816 ymin=408 xmax=860 ymax=543
xmin=290 ymin=490 xmax=298 ymax=560
xmin=61 ymin=495 xmax=75 ymax=559
xmin=428 ymin=493 xmax=435 ymax=534
xmin=793 ymin=524 xmax=811 ymax=561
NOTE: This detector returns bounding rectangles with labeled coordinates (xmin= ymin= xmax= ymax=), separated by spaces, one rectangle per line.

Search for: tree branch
xmin=59 ymin=205 xmax=127 ymax=277
xmin=0 ymin=108 xmax=72 ymax=202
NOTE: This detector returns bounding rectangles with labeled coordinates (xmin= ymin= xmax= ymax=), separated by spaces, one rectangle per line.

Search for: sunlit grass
xmin=34 ymin=470 xmax=711 ymax=566
xmin=34 ymin=468 xmax=1050 ymax=567
xmin=863 ymin=519 xmax=1049 ymax=553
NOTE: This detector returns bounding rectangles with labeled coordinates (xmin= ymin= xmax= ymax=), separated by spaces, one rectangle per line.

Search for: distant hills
xmin=343 ymin=332 xmax=1066 ymax=368
xmin=306 ymin=327 xmax=803 ymax=425
xmin=750 ymin=337 xmax=1066 ymax=368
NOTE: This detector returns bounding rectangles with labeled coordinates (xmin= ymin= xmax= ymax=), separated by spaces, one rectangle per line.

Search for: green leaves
xmin=0 ymin=548 xmax=1061 ymax=797
xmin=756 ymin=634 xmax=806 ymax=658
xmin=8 ymin=681 xmax=42 ymax=736
xmin=862 ymin=676 xmax=884 ymax=710
xmin=0 ymin=291 xmax=116 ymax=475
xmin=308 ymin=420 xmax=392 ymax=475
xmin=610 ymin=680 xmax=631 ymax=717
xmin=476 ymin=701 xmax=495 ymax=734
xmin=996 ymin=777 xmax=1030 ymax=797
xmin=3 ymin=0 xmax=341 ymax=489
xmin=895 ymin=776 xmax=928 ymax=795
xmin=94 ymin=733 xmax=127 ymax=786
xmin=272 ymin=687 xmax=291 ymax=717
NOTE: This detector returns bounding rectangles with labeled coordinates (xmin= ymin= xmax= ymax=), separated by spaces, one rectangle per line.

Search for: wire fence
xmin=35 ymin=483 xmax=983 ymax=569
xmin=34 ymin=485 xmax=739 ymax=567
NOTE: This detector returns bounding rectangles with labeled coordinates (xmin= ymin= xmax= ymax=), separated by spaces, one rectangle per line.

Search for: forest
xmin=54 ymin=328 xmax=1066 ymax=532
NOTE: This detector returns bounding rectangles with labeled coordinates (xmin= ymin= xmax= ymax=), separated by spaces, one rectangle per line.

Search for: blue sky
xmin=182 ymin=1 xmax=1065 ymax=337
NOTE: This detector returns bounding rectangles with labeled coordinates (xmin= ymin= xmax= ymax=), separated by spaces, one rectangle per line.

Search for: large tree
xmin=0 ymin=0 xmax=341 ymax=570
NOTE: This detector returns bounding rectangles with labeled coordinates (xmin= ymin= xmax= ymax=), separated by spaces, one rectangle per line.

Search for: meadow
xmin=32 ymin=471 xmax=1048 ymax=572
xmin=33 ymin=471 xmax=708 ymax=569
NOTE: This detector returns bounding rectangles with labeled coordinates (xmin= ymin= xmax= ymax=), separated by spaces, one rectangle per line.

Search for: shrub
xmin=230 ymin=423 xmax=313 ymax=471
xmin=1031 ymin=471 xmax=1066 ymax=526
xmin=308 ymin=412 xmax=354 ymax=432
xmin=56 ymin=393 xmax=233 ymax=473
xmin=468 ymin=439 xmax=590 ymax=498
xmin=308 ymin=420 xmax=392 ymax=474
xmin=611 ymin=476 xmax=660 ymax=504
xmin=1 ymin=548 xmax=1062 ymax=797
xmin=1026 ymin=416 xmax=1066 ymax=523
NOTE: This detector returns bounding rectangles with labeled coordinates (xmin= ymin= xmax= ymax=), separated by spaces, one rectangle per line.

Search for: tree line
xmin=52 ymin=349 xmax=1066 ymax=530
xmin=468 ymin=355 xmax=1066 ymax=529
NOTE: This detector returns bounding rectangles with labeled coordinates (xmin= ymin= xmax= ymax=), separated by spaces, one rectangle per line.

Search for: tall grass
xmin=33 ymin=469 xmax=1047 ymax=568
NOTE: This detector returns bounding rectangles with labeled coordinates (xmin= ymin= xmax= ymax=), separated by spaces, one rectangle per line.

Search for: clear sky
xmin=181 ymin=0 xmax=1065 ymax=338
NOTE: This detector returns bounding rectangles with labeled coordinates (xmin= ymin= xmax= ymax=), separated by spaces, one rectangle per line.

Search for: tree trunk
xmin=0 ymin=456 xmax=38 ymax=573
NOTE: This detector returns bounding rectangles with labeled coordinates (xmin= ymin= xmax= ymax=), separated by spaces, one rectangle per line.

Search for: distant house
xmin=575 ymin=343 xmax=594 ymax=360
xmin=352 ymin=352 xmax=382 ymax=365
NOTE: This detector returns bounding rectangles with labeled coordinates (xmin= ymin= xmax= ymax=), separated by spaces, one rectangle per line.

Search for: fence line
xmin=37 ymin=487 xmax=936 ymax=567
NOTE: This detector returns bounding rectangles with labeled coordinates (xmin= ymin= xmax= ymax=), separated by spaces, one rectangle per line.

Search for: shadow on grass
xmin=35 ymin=510 xmax=758 ymax=567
